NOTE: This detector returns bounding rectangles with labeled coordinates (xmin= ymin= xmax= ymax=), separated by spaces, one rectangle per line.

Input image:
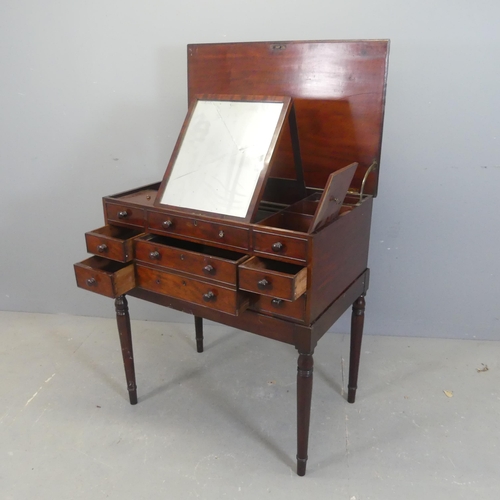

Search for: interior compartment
xmin=79 ymin=256 xmax=130 ymax=273
xmin=257 ymin=211 xmax=313 ymax=233
xmin=240 ymin=256 xmax=304 ymax=276
xmin=286 ymin=199 xmax=319 ymax=216
xmin=252 ymin=200 xmax=288 ymax=223
xmin=90 ymin=225 xmax=143 ymax=241
xmin=257 ymin=187 xmax=357 ymax=233
xmin=260 ymin=177 xmax=309 ymax=208
xmin=238 ymin=256 xmax=308 ymax=301
xmin=117 ymin=186 xmax=160 ymax=206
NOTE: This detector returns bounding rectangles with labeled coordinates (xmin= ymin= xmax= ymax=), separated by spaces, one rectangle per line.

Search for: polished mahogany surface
xmin=188 ymin=40 xmax=389 ymax=196
xmin=74 ymin=40 xmax=389 ymax=476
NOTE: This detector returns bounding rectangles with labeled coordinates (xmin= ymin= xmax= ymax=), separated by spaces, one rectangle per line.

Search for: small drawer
xmin=85 ymin=225 xmax=144 ymax=263
xmin=252 ymin=230 xmax=308 ymax=264
xmin=249 ymin=295 xmax=307 ymax=323
xmin=105 ymin=203 xmax=146 ymax=229
xmin=238 ymin=256 xmax=307 ymax=301
xmin=135 ymin=235 xmax=248 ymax=285
xmin=74 ymin=257 xmax=135 ymax=298
xmin=147 ymin=210 xmax=249 ymax=251
xmin=136 ymin=264 xmax=249 ymax=316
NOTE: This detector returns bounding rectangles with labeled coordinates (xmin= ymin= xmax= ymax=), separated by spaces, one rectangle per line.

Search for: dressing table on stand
xmin=74 ymin=40 xmax=389 ymax=476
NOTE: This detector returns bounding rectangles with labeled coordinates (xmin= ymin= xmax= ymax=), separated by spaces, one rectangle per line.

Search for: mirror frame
xmin=154 ymin=94 xmax=293 ymax=222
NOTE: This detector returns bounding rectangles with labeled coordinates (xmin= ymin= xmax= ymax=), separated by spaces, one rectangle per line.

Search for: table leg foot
xmin=296 ymin=456 xmax=307 ymax=477
xmin=194 ymin=316 xmax=203 ymax=353
xmin=115 ymin=295 xmax=138 ymax=405
xmin=297 ymin=351 xmax=314 ymax=476
xmin=348 ymin=295 xmax=365 ymax=404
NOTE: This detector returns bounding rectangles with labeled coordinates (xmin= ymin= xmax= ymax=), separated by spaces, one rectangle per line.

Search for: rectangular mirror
xmin=155 ymin=95 xmax=292 ymax=221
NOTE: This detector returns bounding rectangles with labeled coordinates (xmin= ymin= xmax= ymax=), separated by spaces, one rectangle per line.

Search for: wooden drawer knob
xmin=162 ymin=220 xmax=173 ymax=229
xmin=257 ymin=278 xmax=270 ymax=290
xmin=86 ymin=277 xmax=97 ymax=287
xmin=271 ymin=298 xmax=283 ymax=307
xmin=117 ymin=210 xmax=128 ymax=219
xmin=149 ymin=250 xmax=161 ymax=260
xmin=203 ymin=264 xmax=215 ymax=275
xmin=203 ymin=291 xmax=216 ymax=302
xmin=97 ymin=244 xmax=108 ymax=253
xmin=272 ymin=242 xmax=284 ymax=252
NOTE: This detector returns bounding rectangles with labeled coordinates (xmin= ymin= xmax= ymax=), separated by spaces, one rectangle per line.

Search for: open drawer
xmin=135 ymin=235 xmax=248 ymax=286
xmin=238 ymin=256 xmax=307 ymax=301
xmin=85 ymin=225 xmax=144 ymax=263
xmin=74 ymin=257 xmax=136 ymax=298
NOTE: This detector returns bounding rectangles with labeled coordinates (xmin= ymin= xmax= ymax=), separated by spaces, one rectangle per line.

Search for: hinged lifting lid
xmin=187 ymin=40 xmax=389 ymax=197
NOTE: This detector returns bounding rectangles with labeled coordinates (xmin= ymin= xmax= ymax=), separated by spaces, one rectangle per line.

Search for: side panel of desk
xmin=308 ymin=198 xmax=373 ymax=322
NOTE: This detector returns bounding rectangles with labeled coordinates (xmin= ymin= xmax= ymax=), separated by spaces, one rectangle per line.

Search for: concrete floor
xmin=1 ymin=310 xmax=498 ymax=499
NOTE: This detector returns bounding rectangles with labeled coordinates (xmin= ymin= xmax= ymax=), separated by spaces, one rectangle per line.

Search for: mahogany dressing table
xmin=74 ymin=40 xmax=389 ymax=476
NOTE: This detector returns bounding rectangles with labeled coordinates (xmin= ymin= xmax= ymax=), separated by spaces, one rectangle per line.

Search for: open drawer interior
xmin=85 ymin=225 xmax=144 ymax=262
xmin=238 ymin=256 xmax=307 ymax=301
xmin=135 ymin=235 xmax=248 ymax=286
xmin=256 ymin=162 xmax=359 ymax=233
xmin=74 ymin=256 xmax=136 ymax=297
xmin=140 ymin=235 xmax=247 ymax=261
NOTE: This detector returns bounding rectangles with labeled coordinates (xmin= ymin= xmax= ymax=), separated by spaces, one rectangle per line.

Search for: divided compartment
xmin=257 ymin=162 xmax=359 ymax=233
xmin=114 ymin=187 xmax=158 ymax=206
xmin=74 ymin=257 xmax=136 ymax=298
xmin=285 ymin=194 xmax=354 ymax=224
xmin=135 ymin=235 xmax=248 ymax=286
xmin=257 ymin=211 xmax=313 ymax=233
xmin=85 ymin=225 xmax=144 ymax=262
xmin=238 ymin=256 xmax=307 ymax=301
xmin=286 ymin=199 xmax=320 ymax=216
xmin=253 ymin=200 xmax=289 ymax=223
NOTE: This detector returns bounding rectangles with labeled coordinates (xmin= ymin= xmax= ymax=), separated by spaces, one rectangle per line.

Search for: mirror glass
xmin=159 ymin=99 xmax=285 ymax=218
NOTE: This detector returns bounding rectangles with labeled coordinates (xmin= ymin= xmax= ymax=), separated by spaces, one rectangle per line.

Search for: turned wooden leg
xmin=297 ymin=351 xmax=314 ymax=476
xmin=348 ymin=295 xmax=366 ymax=404
xmin=115 ymin=295 xmax=137 ymax=405
xmin=194 ymin=316 xmax=203 ymax=353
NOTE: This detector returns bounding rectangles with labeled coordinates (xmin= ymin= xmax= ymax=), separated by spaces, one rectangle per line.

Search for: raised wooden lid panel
xmin=187 ymin=40 xmax=389 ymax=196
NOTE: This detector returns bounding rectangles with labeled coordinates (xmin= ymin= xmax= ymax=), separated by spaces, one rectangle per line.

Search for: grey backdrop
xmin=1 ymin=1 xmax=499 ymax=339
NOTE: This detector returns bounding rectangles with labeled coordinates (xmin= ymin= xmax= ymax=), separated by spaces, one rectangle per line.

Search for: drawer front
xmin=85 ymin=225 xmax=143 ymax=263
xmin=147 ymin=211 xmax=249 ymax=251
xmin=249 ymin=295 xmax=307 ymax=323
xmin=238 ymin=257 xmax=307 ymax=301
xmin=252 ymin=230 xmax=308 ymax=264
xmin=105 ymin=203 xmax=146 ymax=229
xmin=136 ymin=265 xmax=248 ymax=316
xmin=74 ymin=257 xmax=135 ymax=298
xmin=135 ymin=237 xmax=244 ymax=286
